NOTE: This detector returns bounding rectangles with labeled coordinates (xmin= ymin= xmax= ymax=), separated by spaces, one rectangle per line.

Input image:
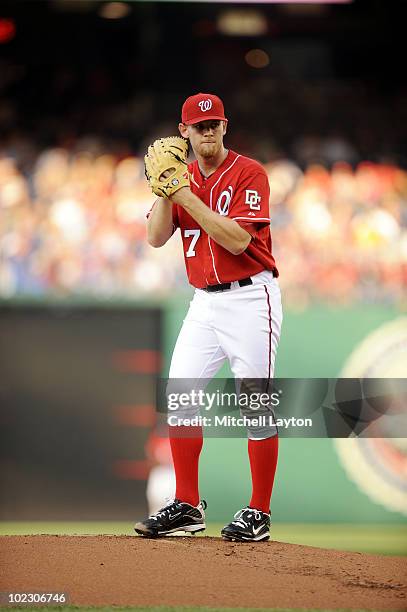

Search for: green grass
xmin=1 ymin=522 xmax=406 ymax=556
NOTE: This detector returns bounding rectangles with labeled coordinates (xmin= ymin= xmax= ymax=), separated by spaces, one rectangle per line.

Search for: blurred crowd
xmin=0 ymin=137 xmax=406 ymax=308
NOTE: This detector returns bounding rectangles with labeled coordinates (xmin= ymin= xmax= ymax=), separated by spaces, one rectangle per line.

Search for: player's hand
xmin=144 ymin=137 xmax=190 ymax=199
xmin=168 ymin=185 xmax=192 ymax=204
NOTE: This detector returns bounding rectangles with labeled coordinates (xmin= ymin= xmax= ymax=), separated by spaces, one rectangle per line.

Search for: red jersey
xmin=172 ymin=149 xmax=278 ymax=288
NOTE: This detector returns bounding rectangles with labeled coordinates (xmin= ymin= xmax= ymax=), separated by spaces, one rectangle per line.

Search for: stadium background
xmin=0 ymin=0 xmax=406 ymax=555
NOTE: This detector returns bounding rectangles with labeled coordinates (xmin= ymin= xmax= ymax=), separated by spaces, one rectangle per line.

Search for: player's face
xmin=179 ymin=120 xmax=227 ymax=159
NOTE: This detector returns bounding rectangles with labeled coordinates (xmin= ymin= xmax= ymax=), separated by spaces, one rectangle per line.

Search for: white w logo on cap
xmin=198 ymin=99 xmax=213 ymax=112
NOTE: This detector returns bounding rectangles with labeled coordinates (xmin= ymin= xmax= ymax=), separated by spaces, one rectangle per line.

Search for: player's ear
xmin=222 ymin=121 xmax=227 ymax=136
xmin=178 ymin=122 xmax=189 ymax=138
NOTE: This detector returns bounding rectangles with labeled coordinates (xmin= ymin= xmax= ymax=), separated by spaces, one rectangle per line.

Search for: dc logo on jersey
xmin=216 ymin=186 xmax=233 ymax=216
xmin=198 ymin=99 xmax=213 ymax=112
xmin=245 ymin=189 xmax=261 ymax=210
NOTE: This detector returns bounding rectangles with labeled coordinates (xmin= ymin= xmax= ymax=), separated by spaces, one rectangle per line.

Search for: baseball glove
xmin=144 ymin=136 xmax=190 ymax=199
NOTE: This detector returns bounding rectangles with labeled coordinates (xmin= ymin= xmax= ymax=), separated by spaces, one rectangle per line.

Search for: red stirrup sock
xmin=169 ymin=425 xmax=203 ymax=507
xmin=248 ymin=435 xmax=279 ymax=513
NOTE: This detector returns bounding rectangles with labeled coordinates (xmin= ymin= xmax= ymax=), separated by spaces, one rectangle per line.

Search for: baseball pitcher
xmin=135 ymin=93 xmax=282 ymax=542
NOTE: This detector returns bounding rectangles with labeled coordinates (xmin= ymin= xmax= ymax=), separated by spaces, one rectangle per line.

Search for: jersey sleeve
xmin=229 ymin=167 xmax=270 ymax=227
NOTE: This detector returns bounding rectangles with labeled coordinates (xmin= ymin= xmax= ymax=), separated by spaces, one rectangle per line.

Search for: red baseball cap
xmin=181 ymin=93 xmax=228 ymax=125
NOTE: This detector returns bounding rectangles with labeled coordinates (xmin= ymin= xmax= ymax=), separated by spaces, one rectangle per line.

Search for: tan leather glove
xmin=144 ymin=136 xmax=190 ymax=199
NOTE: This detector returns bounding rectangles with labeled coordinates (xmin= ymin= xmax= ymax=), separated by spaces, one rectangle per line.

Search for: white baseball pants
xmin=168 ymin=270 xmax=283 ymax=438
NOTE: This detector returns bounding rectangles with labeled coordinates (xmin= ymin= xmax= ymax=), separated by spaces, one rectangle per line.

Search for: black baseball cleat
xmin=221 ymin=507 xmax=271 ymax=542
xmin=134 ymin=499 xmax=207 ymax=537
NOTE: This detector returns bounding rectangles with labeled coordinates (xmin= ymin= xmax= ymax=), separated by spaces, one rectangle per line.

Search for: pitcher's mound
xmin=1 ymin=535 xmax=406 ymax=609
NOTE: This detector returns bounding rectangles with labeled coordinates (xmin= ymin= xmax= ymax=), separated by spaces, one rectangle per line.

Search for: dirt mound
xmin=1 ymin=535 xmax=406 ymax=609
